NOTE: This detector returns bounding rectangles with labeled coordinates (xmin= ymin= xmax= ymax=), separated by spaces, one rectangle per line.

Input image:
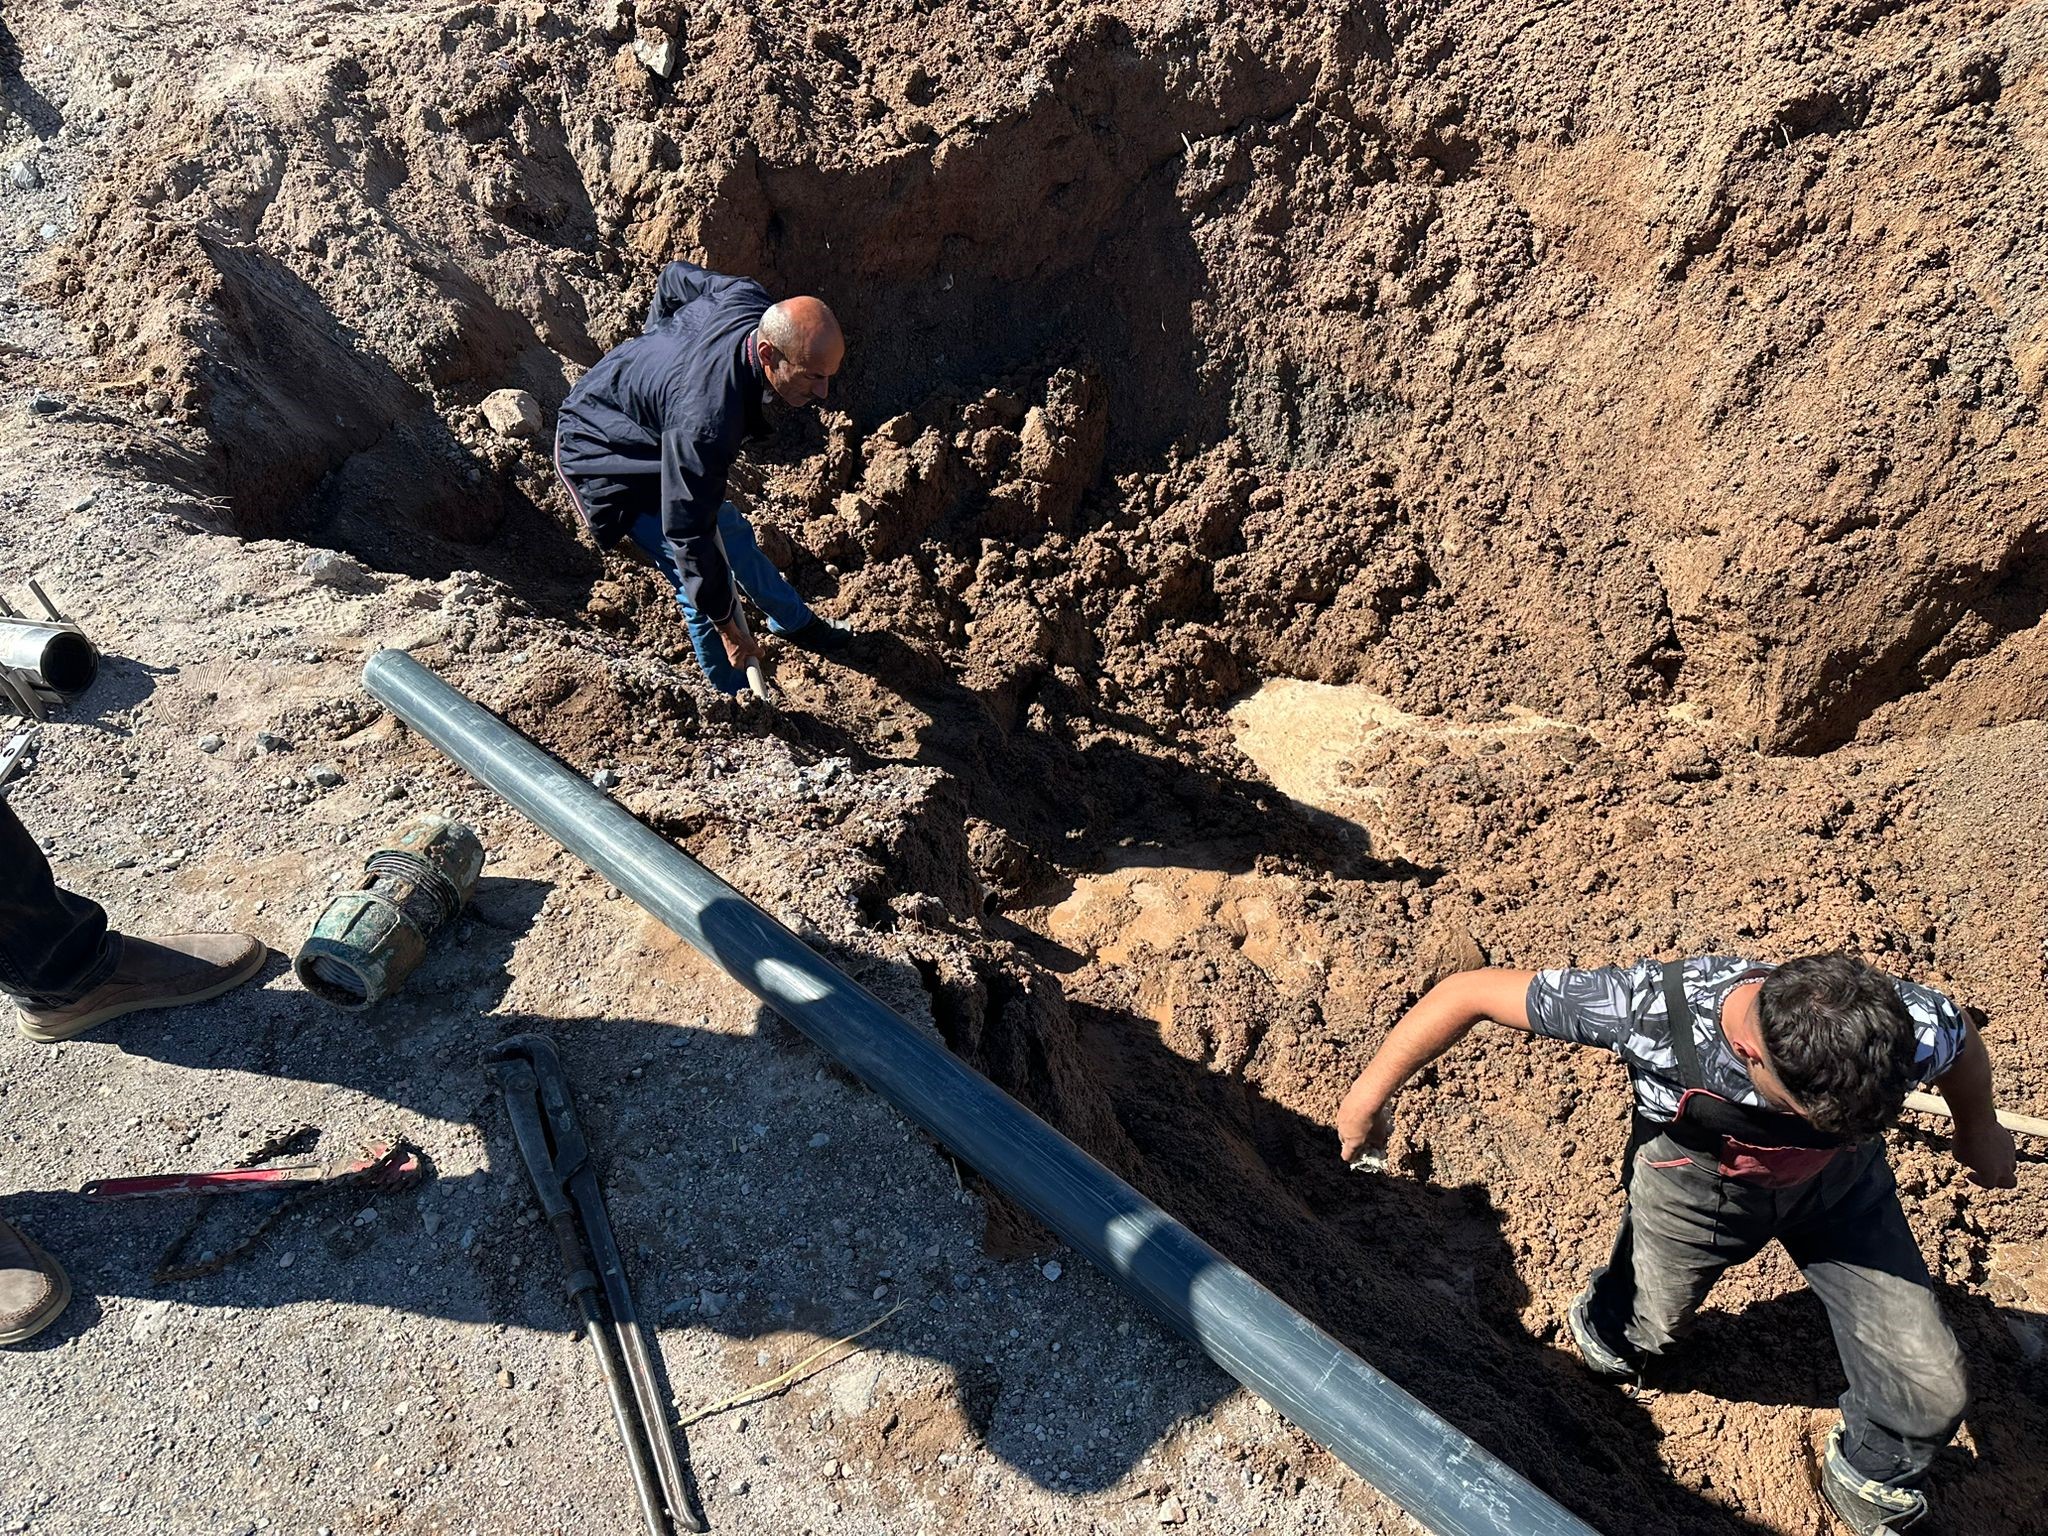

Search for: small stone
xmin=808 ymin=1132 xmax=831 ymax=1149
xmin=1041 ymin=1261 xmax=1062 ymax=1282
xmin=698 ymin=1290 xmax=727 ymax=1316
xmin=277 ymin=1252 xmax=295 ymax=1269
xmin=632 ymin=26 xmax=677 ymax=78
xmin=383 ymin=783 xmax=408 ymax=802
xmin=6 ymin=158 xmax=39 ymax=192
xmin=421 ymin=1210 xmax=442 ymax=1236
xmin=591 ymin=768 xmax=621 ymax=789
xmin=255 ymin=730 xmax=290 ymax=754
xmin=302 ymin=549 xmax=376 ymax=592
xmin=1157 ymin=1494 xmax=1187 ymax=1525
xmin=496 ymin=1369 xmax=514 ymax=1388
xmin=309 ymin=764 xmax=344 ymax=788
xmin=479 ymin=388 xmax=543 ymax=439
xmin=598 ymin=0 xmax=634 ymax=40
xmin=198 ymin=734 xmax=224 ymax=754
xmin=39 ymin=222 xmax=57 ymax=241
xmin=68 ymin=489 xmax=98 ymax=513
xmin=27 ymin=393 xmax=62 ymax=416
xmin=351 ymin=1206 xmax=379 ymax=1226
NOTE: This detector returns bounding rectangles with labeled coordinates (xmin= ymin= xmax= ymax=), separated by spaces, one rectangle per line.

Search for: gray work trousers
xmin=1583 ymin=1131 xmax=1968 ymax=1487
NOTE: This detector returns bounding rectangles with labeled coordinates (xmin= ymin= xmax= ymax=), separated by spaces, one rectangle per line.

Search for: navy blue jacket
xmin=556 ymin=262 xmax=779 ymax=623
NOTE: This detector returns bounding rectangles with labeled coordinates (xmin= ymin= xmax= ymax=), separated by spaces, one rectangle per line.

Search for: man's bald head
xmin=758 ymin=296 xmax=844 ymax=408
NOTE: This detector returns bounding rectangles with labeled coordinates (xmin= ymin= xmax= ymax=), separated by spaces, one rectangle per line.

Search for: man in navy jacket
xmin=555 ymin=261 xmax=852 ymax=692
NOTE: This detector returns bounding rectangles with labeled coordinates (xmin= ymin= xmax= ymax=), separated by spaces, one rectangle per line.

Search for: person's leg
xmin=0 ymin=800 xmax=115 ymax=1007
xmin=624 ymin=510 xmax=750 ymax=694
xmin=1577 ymin=1133 xmax=1774 ymax=1370
xmin=714 ymin=502 xmax=814 ymax=635
xmin=1782 ymin=1145 xmax=1967 ymax=1491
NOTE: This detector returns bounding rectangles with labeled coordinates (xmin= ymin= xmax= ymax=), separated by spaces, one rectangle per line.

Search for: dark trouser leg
xmin=0 ymin=801 xmax=115 ymax=1007
xmin=1782 ymin=1144 xmax=1967 ymax=1486
xmin=1587 ymin=1132 xmax=1774 ymax=1361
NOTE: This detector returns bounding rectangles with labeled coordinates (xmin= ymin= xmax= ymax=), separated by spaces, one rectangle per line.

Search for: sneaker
xmin=0 ymin=1216 xmax=71 ymax=1346
xmin=779 ymin=616 xmax=855 ymax=656
xmin=1820 ymin=1425 xmax=1928 ymax=1533
xmin=1567 ymin=1286 xmax=1640 ymax=1380
xmin=17 ymin=932 xmax=266 ymax=1043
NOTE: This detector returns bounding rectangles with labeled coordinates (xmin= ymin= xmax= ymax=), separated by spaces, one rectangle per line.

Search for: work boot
xmin=0 ymin=1216 xmax=70 ymax=1346
xmin=780 ymin=615 xmax=855 ymax=657
xmin=1567 ymin=1286 xmax=1640 ymax=1380
xmin=1820 ymin=1425 xmax=1929 ymax=1534
xmin=16 ymin=932 xmax=266 ymax=1043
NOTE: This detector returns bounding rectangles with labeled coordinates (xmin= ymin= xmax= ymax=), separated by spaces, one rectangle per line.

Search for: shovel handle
xmin=1903 ymin=1090 xmax=2048 ymax=1140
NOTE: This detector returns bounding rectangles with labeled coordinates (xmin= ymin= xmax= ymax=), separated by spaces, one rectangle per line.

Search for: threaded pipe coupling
xmin=293 ymin=814 xmax=485 ymax=1009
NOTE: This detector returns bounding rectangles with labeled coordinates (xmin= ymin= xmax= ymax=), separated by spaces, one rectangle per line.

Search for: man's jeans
xmin=626 ymin=503 xmax=813 ymax=695
xmin=1585 ymin=1131 xmax=1968 ymax=1488
xmin=0 ymin=801 xmax=114 ymax=1008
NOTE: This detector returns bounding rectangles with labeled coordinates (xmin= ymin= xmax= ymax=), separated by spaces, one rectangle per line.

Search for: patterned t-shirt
xmin=1523 ymin=956 xmax=1967 ymax=1122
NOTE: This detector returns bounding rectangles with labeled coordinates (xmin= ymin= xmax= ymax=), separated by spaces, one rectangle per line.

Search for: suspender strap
xmin=1660 ymin=961 xmax=1706 ymax=1090
xmin=1655 ymin=958 xmax=1848 ymax=1151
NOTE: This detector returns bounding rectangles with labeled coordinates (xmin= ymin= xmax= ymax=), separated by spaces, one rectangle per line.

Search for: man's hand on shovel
xmin=717 ymin=615 xmax=773 ymax=701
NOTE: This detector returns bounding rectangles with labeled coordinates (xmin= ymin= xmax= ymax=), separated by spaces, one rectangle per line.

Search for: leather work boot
xmin=16 ymin=932 xmax=267 ymax=1043
xmin=1820 ymin=1424 xmax=1929 ymax=1533
xmin=0 ymin=1216 xmax=71 ymax=1346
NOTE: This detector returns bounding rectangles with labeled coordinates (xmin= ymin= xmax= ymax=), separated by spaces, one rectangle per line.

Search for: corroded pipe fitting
xmin=293 ymin=814 xmax=485 ymax=1009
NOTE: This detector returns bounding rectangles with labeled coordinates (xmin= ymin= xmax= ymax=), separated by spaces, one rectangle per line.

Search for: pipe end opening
xmin=38 ymin=633 xmax=98 ymax=697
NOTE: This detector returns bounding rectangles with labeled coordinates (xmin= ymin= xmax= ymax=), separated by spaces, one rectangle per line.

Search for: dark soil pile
xmin=12 ymin=1 xmax=2047 ymax=1532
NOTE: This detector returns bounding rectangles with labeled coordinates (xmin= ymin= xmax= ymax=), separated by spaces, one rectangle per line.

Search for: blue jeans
xmin=627 ymin=503 xmax=813 ymax=694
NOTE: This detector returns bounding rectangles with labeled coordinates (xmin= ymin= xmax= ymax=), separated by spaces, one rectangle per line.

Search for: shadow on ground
xmin=16 ymin=872 xmax=2018 ymax=1532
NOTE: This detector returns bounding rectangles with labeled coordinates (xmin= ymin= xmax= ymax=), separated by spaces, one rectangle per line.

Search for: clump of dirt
xmin=9 ymin=0 xmax=2048 ymax=1532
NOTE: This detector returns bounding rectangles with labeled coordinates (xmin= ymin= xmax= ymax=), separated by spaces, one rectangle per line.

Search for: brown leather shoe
xmin=0 ymin=1216 xmax=70 ymax=1345
xmin=16 ymin=932 xmax=267 ymax=1043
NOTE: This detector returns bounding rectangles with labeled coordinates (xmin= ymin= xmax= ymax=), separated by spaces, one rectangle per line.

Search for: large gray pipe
xmin=363 ymin=648 xmax=1598 ymax=1536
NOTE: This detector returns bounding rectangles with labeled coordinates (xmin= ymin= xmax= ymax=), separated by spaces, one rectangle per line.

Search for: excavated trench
xmin=23 ymin=2 xmax=2048 ymax=1530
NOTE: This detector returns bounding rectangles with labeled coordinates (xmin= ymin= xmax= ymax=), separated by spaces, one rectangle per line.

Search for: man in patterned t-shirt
xmin=1332 ymin=952 xmax=2017 ymax=1535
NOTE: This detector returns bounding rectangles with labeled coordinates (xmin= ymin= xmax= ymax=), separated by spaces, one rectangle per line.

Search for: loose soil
xmin=2 ymin=2 xmax=2045 ymax=1534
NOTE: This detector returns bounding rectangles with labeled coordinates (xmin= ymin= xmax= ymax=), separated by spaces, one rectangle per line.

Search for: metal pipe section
xmin=0 ymin=623 xmax=98 ymax=712
xmin=363 ymin=648 xmax=1598 ymax=1536
xmin=0 ymin=582 xmax=99 ymax=720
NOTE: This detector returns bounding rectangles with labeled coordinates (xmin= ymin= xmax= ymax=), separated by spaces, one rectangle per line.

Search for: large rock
xmin=480 ymin=389 xmax=542 ymax=439
xmin=632 ymin=26 xmax=677 ymax=78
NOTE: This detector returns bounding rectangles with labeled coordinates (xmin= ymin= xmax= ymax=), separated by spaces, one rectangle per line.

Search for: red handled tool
xmin=81 ymin=1144 xmax=423 ymax=1201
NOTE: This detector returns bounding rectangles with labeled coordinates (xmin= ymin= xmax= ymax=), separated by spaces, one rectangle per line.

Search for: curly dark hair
xmin=1756 ymin=954 xmax=1918 ymax=1138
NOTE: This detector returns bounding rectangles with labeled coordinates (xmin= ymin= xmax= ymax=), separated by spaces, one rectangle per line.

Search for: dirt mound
xmin=8 ymin=0 xmax=2048 ymax=1531
xmin=31 ymin=0 xmax=2048 ymax=752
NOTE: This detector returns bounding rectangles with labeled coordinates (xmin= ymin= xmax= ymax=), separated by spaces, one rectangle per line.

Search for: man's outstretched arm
xmin=1327 ymin=974 xmax=1540 ymax=1163
xmin=1930 ymin=1016 xmax=2018 ymax=1189
xmin=1335 ymin=968 xmax=1537 ymax=1163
